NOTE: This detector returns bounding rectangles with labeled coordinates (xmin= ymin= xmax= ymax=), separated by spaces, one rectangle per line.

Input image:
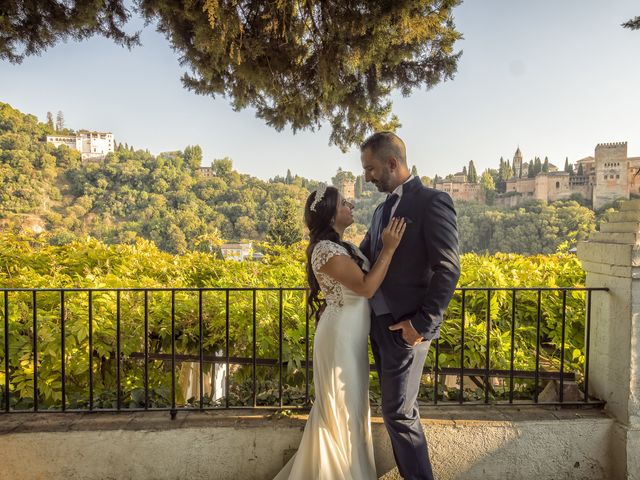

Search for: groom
xmin=360 ymin=132 xmax=460 ymax=480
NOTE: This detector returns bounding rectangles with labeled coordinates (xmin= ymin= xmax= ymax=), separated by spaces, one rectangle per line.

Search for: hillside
xmin=0 ymin=102 xmax=318 ymax=253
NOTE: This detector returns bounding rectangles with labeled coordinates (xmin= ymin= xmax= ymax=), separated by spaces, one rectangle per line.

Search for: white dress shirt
xmin=389 ymin=175 xmax=415 ymax=219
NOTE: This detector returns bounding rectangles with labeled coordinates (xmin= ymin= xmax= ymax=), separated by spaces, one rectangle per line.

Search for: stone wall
xmin=0 ymin=407 xmax=614 ymax=480
xmin=578 ymin=198 xmax=640 ymax=479
xmin=593 ymin=142 xmax=629 ymax=209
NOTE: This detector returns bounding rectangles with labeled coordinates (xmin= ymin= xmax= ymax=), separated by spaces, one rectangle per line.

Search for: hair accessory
xmin=310 ymin=184 xmax=328 ymax=212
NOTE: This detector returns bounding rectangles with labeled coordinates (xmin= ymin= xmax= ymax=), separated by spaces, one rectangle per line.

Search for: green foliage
xmin=0 ymin=102 xmax=310 ymax=249
xmin=0 ymin=0 xmax=140 ymax=63
xmin=1 ymin=1 xmax=463 ymax=149
xmin=457 ymin=201 xmax=596 ymax=255
xmin=142 ymin=0 xmax=463 ymax=150
xmin=623 ymin=16 xmax=640 ymax=30
xmin=266 ymin=198 xmax=304 ymax=247
xmin=331 ymin=168 xmax=356 ymax=188
xmin=0 ymin=233 xmax=592 ymax=408
xmin=467 ymin=160 xmax=478 ymax=183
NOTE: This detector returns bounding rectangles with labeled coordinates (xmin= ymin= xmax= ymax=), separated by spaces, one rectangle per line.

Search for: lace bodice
xmin=311 ymin=240 xmax=370 ymax=307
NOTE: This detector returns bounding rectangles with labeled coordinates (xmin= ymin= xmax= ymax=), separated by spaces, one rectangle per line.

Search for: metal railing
xmin=0 ymin=286 xmax=608 ymax=416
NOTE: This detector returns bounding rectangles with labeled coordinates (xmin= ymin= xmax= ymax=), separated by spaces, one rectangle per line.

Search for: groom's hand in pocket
xmin=388 ymin=319 xmax=423 ymax=347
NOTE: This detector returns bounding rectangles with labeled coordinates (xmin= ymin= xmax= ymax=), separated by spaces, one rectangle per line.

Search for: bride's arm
xmin=318 ymin=218 xmax=406 ymax=298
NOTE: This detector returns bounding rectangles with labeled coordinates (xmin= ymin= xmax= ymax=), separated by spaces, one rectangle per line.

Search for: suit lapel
xmin=370 ymin=204 xmax=383 ymax=258
xmin=392 ymin=177 xmax=421 ymax=220
xmin=370 ymin=178 xmax=422 ymax=258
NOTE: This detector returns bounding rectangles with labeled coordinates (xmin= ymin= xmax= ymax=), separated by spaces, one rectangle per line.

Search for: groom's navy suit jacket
xmin=360 ymin=177 xmax=460 ymax=341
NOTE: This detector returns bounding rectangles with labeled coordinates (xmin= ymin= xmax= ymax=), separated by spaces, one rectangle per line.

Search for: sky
xmin=1 ymin=1 xmax=639 ymax=182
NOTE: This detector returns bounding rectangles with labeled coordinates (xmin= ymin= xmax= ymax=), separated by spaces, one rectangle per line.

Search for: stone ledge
xmin=600 ymin=221 xmax=640 ymax=233
xmin=577 ymin=242 xmax=638 ymax=266
xmin=0 ymin=406 xmax=615 ymax=480
xmin=620 ymin=199 xmax=640 ymax=211
xmin=579 ymin=259 xmax=633 ymax=278
xmin=607 ymin=211 xmax=640 ymax=223
xmin=0 ymin=405 xmax=611 ymax=435
xmin=588 ymin=231 xmax=639 ymax=244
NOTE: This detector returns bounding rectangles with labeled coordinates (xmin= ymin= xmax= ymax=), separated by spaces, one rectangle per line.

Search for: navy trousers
xmin=370 ymin=312 xmax=434 ymax=480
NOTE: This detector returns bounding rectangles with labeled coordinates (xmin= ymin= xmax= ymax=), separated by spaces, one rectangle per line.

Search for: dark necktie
xmin=380 ymin=193 xmax=399 ymax=232
xmin=374 ymin=193 xmax=399 ymax=258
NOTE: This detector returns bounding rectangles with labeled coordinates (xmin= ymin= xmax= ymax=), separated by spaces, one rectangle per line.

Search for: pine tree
xmin=623 ymin=16 xmax=640 ymax=30
xmin=46 ymin=111 xmax=54 ymax=130
xmin=285 ymin=169 xmax=293 ymax=184
xmin=577 ymin=163 xmax=585 ymax=176
xmin=564 ymin=157 xmax=573 ymax=174
xmin=467 ymin=160 xmax=478 ymax=183
xmin=542 ymin=157 xmax=549 ymax=172
xmin=55 ymin=110 xmax=64 ymax=131
xmin=355 ymin=176 xmax=363 ymax=198
xmin=0 ymin=2 xmax=464 ymax=151
xmin=411 ymin=165 xmax=418 ymax=177
xmin=266 ymin=197 xmax=303 ymax=246
xmin=537 ymin=158 xmax=543 ymax=174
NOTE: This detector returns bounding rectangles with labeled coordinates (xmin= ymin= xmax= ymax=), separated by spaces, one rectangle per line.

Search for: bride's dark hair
xmin=304 ymin=186 xmax=364 ymax=322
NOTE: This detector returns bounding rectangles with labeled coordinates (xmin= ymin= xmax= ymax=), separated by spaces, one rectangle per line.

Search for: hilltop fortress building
xmin=46 ymin=131 xmax=114 ymax=161
xmin=436 ymin=142 xmax=639 ymax=209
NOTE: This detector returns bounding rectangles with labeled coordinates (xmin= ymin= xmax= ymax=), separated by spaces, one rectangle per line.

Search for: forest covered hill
xmin=0 ymin=101 xmax=604 ymax=255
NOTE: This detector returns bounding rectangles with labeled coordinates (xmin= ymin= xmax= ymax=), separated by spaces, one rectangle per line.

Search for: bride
xmin=274 ymin=184 xmax=406 ymax=480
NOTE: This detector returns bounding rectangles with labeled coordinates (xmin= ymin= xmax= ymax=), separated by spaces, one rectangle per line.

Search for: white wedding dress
xmin=273 ymin=240 xmax=377 ymax=480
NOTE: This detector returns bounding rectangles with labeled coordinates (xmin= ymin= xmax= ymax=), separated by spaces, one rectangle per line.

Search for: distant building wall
xmin=435 ymin=180 xmax=483 ymax=203
xmin=220 ymin=243 xmax=253 ymax=261
xmin=544 ymin=172 xmax=572 ymax=202
xmin=46 ymin=132 xmax=114 ymax=161
xmin=593 ymin=142 xmax=629 ymax=209
xmin=339 ymin=179 xmax=356 ymax=200
xmin=199 ymin=166 xmax=215 ymax=177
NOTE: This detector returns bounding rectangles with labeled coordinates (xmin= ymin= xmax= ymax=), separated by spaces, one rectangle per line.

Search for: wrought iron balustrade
xmin=0 ymin=286 xmax=608 ymax=416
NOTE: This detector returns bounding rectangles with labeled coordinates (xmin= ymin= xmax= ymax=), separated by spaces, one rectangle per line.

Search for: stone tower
xmin=339 ymin=178 xmax=356 ymax=200
xmin=512 ymin=147 xmax=523 ymax=178
xmin=593 ymin=142 xmax=629 ymax=209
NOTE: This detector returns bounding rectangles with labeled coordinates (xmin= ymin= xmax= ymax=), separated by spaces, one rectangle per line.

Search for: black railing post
xmin=584 ymin=290 xmax=592 ymax=403
xmin=509 ymin=289 xmax=516 ymax=404
xmin=116 ymin=290 xmax=121 ymax=412
xmin=88 ymin=290 xmax=94 ymax=411
xmin=4 ymin=291 xmax=9 ymax=412
xmin=459 ymin=290 xmax=466 ymax=404
xmin=534 ymin=290 xmax=542 ymax=403
xmin=144 ymin=290 xmax=149 ymax=410
xmin=559 ymin=289 xmax=567 ymax=403
xmin=60 ymin=290 xmax=66 ymax=411
xmin=433 ymin=338 xmax=439 ymax=405
xmin=225 ymin=290 xmax=230 ymax=409
xmin=484 ymin=289 xmax=491 ymax=404
xmin=278 ymin=289 xmax=283 ymax=408
xmin=252 ymin=290 xmax=257 ymax=408
xmin=305 ymin=292 xmax=310 ymax=405
xmin=199 ymin=289 xmax=204 ymax=410
xmin=32 ymin=290 xmax=38 ymax=412
xmin=170 ymin=290 xmax=177 ymax=419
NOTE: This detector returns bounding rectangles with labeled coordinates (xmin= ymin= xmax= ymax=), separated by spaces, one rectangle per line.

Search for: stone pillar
xmin=577 ymin=199 xmax=640 ymax=480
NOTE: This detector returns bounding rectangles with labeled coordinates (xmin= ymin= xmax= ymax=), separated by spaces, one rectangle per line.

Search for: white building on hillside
xmin=46 ymin=131 xmax=115 ymax=161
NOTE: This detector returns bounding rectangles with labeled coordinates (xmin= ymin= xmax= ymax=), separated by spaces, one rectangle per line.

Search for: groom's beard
xmin=373 ymin=168 xmax=393 ymax=193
